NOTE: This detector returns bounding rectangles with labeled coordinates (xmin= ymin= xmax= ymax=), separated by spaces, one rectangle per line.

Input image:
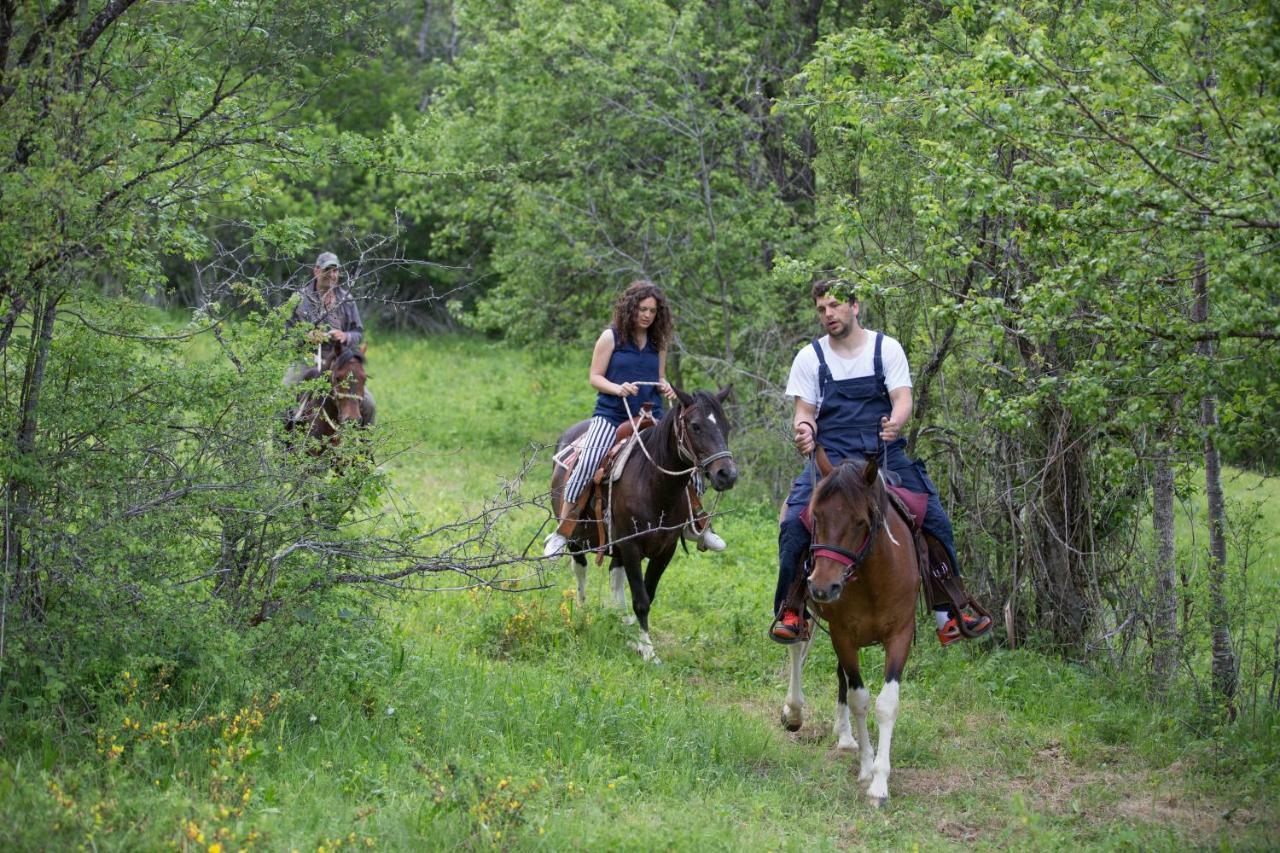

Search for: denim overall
xmin=774 ymin=334 xmax=958 ymax=614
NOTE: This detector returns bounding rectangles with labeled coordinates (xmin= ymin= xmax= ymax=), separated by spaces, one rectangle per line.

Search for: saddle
xmin=553 ymin=408 xmax=659 ymax=563
xmin=798 ymin=480 xmax=991 ymax=638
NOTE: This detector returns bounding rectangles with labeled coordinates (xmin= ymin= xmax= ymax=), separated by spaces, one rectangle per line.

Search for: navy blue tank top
xmin=592 ymin=327 xmax=664 ymax=425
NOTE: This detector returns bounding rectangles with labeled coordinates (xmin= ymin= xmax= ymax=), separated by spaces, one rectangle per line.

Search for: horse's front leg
xmin=780 ymin=637 xmax=810 ymax=732
xmin=833 ymin=639 xmax=875 ymax=784
xmin=617 ymin=544 xmax=658 ymax=663
xmin=865 ymin=632 xmax=910 ymax=807
xmin=833 ymin=664 xmax=858 ymax=751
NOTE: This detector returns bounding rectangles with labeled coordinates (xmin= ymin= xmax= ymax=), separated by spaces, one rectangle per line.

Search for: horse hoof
xmin=778 ymin=701 xmax=798 ymax=732
xmin=869 ymin=794 xmax=888 ymax=809
xmin=835 ymin=739 xmax=857 ymax=753
xmin=622 ymin=615 xmax=637 ymax=626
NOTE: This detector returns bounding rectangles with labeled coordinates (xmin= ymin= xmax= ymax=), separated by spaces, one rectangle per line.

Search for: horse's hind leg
xmin=865 ymin=631 xmax=911 ymax=806
xmin=573 ymin=553 xmax=589 ymax=606
xmin=780 ymin=636 xmax=810 ymax=732
xmin=609 ymin=560 xmax=627 ymax=610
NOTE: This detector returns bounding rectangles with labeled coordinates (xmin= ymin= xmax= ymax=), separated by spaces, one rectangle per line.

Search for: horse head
xmin=807 ymin=447 xmax=884 ymax=603
xmin=672 ymin=385 xmax=738 ymax=491
xmin=327 ymin=342 xmax=367 ymax=426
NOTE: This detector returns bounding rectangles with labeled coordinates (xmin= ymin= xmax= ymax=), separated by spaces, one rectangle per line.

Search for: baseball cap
xmin=314 ymin=251 xmax=341 ymax=269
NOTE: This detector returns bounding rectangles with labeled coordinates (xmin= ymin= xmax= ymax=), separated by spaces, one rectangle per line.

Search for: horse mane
xmin=331 ymin=348 xmax=365 ymax=371
xmin=814 ymin=457 xmax=884 ymax=519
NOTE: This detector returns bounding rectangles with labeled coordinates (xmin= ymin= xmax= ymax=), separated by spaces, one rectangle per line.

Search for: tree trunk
xmin=1195 ymin=258 xmax=1237 ymax=714
xmin=1151 ymin=442 xmax=1178 ymax=687
xmin=7 ymin=291 xmax=59 ymax=617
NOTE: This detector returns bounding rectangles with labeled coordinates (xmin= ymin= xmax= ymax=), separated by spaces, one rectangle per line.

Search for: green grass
xmin=2 ymin=331 xmax=1277 ymax=851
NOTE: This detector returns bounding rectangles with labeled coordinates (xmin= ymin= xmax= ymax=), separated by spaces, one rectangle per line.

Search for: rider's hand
xmin=657 ymin=380 xmax=676 ymax=401
xmin=794 ymin=422 xmax=816 ymax=455
xmin=329 ymin=329 xmax=348 ymax=344
xmin=617 ymin=382 xmax=639 ymax=397
xmin=879 ymin=416 xmax=900 ymax=442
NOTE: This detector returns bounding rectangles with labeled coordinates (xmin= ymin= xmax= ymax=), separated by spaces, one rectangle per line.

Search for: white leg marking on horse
xmin=574 ymin=561 xmax=589 ymax=606
xmin=609 ymin=565 xmax=627 ymax=609
xmin=866 ymin=680 xmax=899 ymax=803
xmin=852 ymin=686 xmax=874 ymax=782
xmin=632 ymin=630 xmax=661 ymax=664
xmin=833 ymin=701 xmax=856 ymax=751
xmin=781 ymin=639 xmax=810 ymax=731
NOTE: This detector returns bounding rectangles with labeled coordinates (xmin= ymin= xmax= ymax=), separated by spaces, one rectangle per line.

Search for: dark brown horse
xmin=550 ymin=387 xmax=737 ymax=662
xmin=285 ymin=342 xmax=369 ymax=457
xmin=780 ymin=447 xmax=919 ymax=805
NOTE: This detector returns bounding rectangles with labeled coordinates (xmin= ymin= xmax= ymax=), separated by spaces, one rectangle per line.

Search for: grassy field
xmin=2 ymin=332 xmax=1277 ymax=850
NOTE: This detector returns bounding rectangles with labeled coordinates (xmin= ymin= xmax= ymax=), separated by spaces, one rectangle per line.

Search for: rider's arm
xmin=333 ymin=296 xmax=363 ymax=349
xmin=793 ymin=397 xmax=818 ymax=454
xmin=589 ymin=329 xmax=633 ymax=396
xmin=656 ymin=347 xmax=676 ymax=400
xmin=881 ymin=387 xmax=913 ymax=442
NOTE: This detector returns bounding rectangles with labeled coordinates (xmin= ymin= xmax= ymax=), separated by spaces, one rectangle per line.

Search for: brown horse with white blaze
xmin=781 ymin=447 xmax=919 ymax=806
xmin=550 ymin=387 xmax=737 ymax=662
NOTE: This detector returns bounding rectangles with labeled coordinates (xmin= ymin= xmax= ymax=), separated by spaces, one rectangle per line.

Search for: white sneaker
xmin=543 ymin=532 xmax=568 ymax=558
xmin=684 ymin=525 xmax=726 ymax=552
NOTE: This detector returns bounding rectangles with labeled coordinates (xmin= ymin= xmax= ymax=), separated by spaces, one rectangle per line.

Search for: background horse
xmin=780 ymin=448 xmax=919 ymax=805
xmin=286 ymin=342 xmax=369 ymax=457
xmin=550 ymin=387 xmax=737 ymax=662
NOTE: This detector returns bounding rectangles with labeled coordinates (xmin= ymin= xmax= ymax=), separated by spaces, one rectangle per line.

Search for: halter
xmin=808 ymin=472 xmax=883 ymax=584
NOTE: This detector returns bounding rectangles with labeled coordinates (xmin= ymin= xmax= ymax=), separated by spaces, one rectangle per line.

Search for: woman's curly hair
xmin=612 ymin=279 xmax=672 ymax=351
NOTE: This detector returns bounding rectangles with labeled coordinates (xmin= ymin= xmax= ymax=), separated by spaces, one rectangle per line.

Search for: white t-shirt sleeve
xmin=784 ymin=344 xmax=821 ymax=405
xmin=880 ymin=335 xmax=913 ymax=392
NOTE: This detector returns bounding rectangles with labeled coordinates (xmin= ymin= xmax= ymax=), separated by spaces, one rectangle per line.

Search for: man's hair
xmin=811 ymin=278 xmax=854 ymax=303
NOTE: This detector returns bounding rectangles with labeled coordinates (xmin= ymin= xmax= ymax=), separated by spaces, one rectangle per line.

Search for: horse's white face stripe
xmin=707 ymin=413 xmax=717 ymax=425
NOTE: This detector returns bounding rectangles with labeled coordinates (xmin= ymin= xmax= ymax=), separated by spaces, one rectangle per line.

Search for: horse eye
xmin=691 ymin=422 xmax=702 ymax=433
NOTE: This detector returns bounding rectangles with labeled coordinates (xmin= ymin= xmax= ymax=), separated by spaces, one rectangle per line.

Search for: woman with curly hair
xmin=544 ymin=280 xmax=726 ymax=557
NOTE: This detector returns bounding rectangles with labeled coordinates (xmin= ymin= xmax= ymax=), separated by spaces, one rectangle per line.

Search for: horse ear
xmin=815 ymin=446 xmax=834 ymax=477
xmin=673 ymin=387 xmax=694 ymax=408
xmin=716 ymin=384 xmax=734 ymax=404
xmin=864 ymin=457 xmax=879 ymax=487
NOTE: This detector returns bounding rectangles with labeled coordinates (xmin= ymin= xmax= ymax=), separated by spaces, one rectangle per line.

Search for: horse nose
xmin=710 ymin=462 xmax=738 ymax=490
xmin=808 ymin=578 xmax=842 ymax=603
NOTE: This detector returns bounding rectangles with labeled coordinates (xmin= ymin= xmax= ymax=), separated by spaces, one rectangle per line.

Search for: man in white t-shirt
xmin=769 ymin=280 xmax=991 ymax=645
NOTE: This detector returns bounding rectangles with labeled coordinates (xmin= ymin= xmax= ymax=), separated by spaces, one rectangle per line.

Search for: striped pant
xmin=563 ymin=416 xmax=617 ymax=505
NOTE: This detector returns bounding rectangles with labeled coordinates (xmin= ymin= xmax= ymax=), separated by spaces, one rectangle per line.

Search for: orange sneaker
xmin=770 ymin=609 xmax=805 ymax=644
xmin=937 ymin=612 xmax=993 ymax=646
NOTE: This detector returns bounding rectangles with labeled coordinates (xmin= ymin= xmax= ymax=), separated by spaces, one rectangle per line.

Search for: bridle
xmin=623 ymin=387 xmax=734 ymax=478
xmin=306 ymin=361 xmax=364 ymax=433
xmin=674 ymin=408 xmax=734 ymax=473
xmin=808 ymin=479 xmax=884 ymax=584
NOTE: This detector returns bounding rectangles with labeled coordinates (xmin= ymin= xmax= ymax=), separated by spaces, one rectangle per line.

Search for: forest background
xmin=1 ymin=0 xmax=1278 ymax=848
